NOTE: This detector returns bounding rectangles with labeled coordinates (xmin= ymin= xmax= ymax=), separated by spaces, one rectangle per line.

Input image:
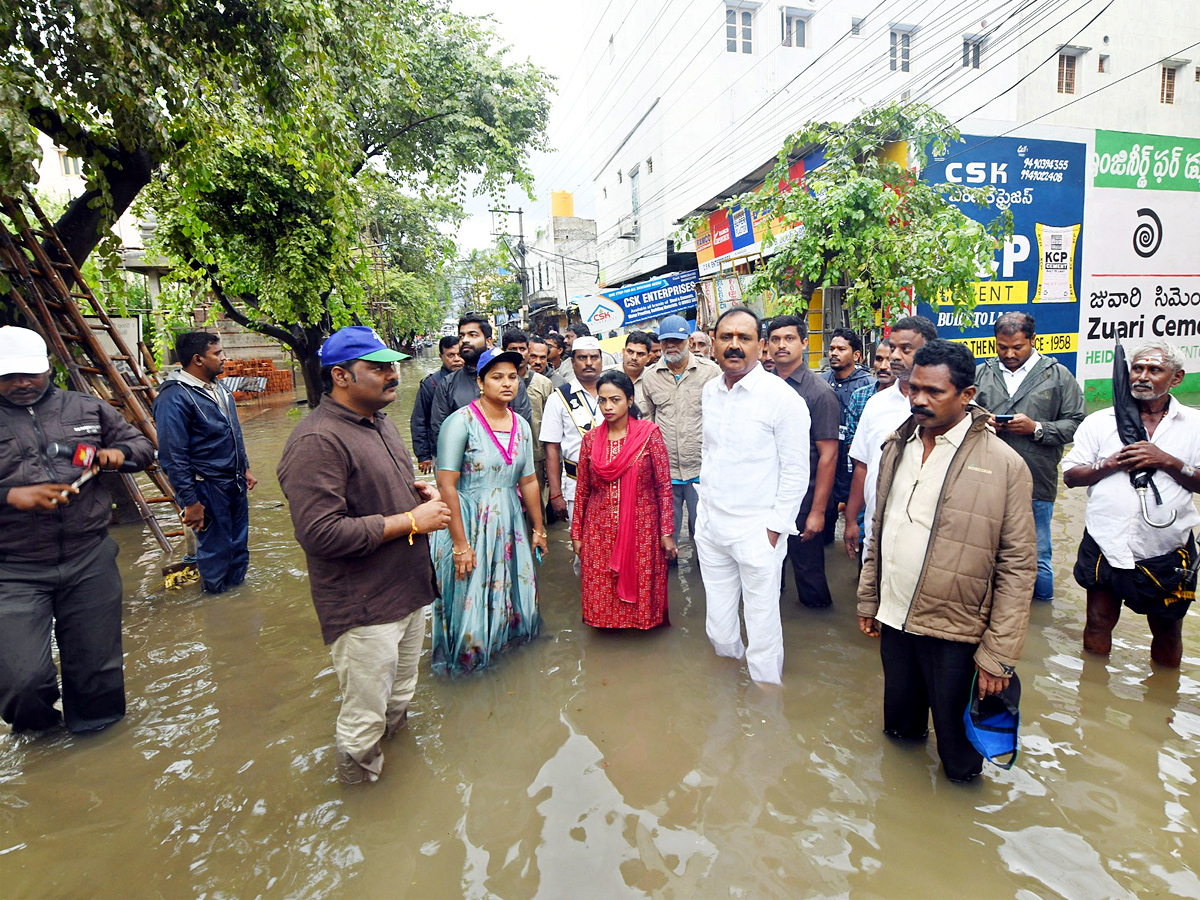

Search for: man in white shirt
xmin=1063 ymin=339 xmax=1200 ymax=668
xmin=844 ymin=316 xmax=938 ymax=561
xmin=696 ymin=308 xmax=810 ymax=685
xmin=541 ymin=337 xmax=605 ymax=529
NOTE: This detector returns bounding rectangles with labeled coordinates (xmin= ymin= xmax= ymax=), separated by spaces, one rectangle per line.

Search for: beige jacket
xmin=524 ymin=370 xmax=555 ymax=463
xmin=857 ymin=406 xmax=1036 ymax=676
xmin=642 ymin=354 xmax=722 ymax=481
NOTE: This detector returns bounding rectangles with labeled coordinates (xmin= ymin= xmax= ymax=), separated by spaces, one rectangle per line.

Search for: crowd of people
xmin=1 ymin=305 xmax=1196 ymax=789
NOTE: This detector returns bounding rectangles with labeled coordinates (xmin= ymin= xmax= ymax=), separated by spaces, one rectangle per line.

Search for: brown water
xmin=2 ymin=360 xmax=1198 ymax=900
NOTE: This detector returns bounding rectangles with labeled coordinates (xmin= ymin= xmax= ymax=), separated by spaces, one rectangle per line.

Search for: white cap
xmin=572 ymin=336 xmax=602 ymax=352
xmin=0 ymin=326 xmax=51 ymax=377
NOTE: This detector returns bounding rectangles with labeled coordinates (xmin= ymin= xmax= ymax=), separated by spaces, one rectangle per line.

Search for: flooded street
xmin=2 ymin=359 xmax=1198 ymax=900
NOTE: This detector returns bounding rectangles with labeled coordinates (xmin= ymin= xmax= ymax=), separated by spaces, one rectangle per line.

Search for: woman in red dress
xmin=571 ymin=371 xmax=677 ymax=628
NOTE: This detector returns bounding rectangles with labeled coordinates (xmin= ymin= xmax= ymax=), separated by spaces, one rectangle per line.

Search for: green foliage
xmin=352 ymin=1 xmax=554 ymax=198
xmin=681 ymin=102 xmax=1011 ymax=329
xmin=3 ymin=0 xmax=551 ymax=405
xmin=454 ymin=247 xmax=522 ymax=315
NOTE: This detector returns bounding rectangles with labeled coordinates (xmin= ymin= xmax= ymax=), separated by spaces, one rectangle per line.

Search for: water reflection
xmin=0 ymin=363 xmax=1197 ymax=898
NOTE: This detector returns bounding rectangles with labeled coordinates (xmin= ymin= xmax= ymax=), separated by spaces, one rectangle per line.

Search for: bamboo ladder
xmin=0 ymin=188 xmax=182 ymax=555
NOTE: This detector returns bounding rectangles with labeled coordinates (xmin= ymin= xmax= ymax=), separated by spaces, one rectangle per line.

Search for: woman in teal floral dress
xmin=431 ymin=349 xmax=549 ymax=675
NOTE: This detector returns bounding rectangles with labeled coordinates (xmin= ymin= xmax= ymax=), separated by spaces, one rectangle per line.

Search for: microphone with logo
xmin=47 ymin=441 xmax=140 ymax=498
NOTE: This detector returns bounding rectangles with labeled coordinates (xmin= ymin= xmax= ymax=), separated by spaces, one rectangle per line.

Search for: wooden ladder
xmin=0 ymin=188 xmax=183 ymax=555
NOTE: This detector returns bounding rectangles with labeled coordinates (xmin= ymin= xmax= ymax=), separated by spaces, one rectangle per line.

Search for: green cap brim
xmin=359 ymin=348 xmax=409 ymax=362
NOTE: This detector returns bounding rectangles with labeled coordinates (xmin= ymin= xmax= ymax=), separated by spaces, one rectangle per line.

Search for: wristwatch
xmin=1032 ymin=422 xmax=1044 ymax=442
xmin=1183 ymin=464 xmax=1196 ymax=479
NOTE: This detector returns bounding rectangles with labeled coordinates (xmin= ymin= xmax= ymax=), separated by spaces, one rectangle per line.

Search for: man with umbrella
xmin=1063 ymin=340 xmax=1200 ymax=667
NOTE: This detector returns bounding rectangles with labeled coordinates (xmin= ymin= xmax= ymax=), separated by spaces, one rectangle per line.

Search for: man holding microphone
xmin=0 ymin=326 xmax=155 ymax=735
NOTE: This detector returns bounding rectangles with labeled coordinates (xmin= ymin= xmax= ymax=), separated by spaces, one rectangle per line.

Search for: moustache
xmin=384 ymin=381 xmax=399 ymax=390
xmin=911 ymin=406 xmax=934 ymax=418
xmin=724 ymin=348 xmax=746 ymax=359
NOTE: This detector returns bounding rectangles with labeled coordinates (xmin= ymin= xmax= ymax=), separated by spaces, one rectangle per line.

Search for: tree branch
xmin=189 ymin=258 xmax=301 ymax=349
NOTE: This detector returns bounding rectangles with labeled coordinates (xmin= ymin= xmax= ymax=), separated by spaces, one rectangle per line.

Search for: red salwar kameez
xmin=571 ymin=420 xmax=674 ymax=628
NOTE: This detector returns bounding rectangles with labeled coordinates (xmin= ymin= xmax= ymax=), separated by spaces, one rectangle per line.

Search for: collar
xmin=715 ymin=361 xmax=766 ymax=393
xmin=178 ymin=369 xmax=219 ymax=391
xmin=320 ymin=394 xmax=386 ymax=426
xmin=781 ymin=364 xmax=814 ymax=388
xmin=906 ymin=413 xmax=973 ymax=448
xmin=1001 ymin=351 xmax=1041 ymax=376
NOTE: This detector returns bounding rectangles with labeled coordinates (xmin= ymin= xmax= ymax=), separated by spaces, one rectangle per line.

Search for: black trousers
xmin=879 ymin=625 xmax=982 ymax=782
xmin=785 ymin=493 xmax=833 ymax=607
xmin=0 ymin=536 xmax=126 ymax=733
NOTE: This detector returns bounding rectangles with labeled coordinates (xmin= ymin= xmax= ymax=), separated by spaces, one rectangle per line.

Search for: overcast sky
xmin=448 ymin=0 xmax=600 ymax=251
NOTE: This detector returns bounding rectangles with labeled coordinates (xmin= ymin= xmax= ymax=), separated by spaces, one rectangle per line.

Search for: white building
xmin=526 ymin=192 xmax=600 ymax=323
xmin=561 ymin=0 xmax=1199 ymax=288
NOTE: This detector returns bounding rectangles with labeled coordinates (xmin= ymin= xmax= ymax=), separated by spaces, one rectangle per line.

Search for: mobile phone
xmin=535 ymin=546 xmax=544 ymax=565
xmin=994 ymin=415 xmax=1015 ymax=424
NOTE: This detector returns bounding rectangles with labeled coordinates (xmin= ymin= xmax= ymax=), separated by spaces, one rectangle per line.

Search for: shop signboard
xmin=918 ymin=135 xmax=1087 ymax=372
xmin=577 ymin=269 xmax=700 ymax=330
xmin=696 ymin=159 xmax=809 ymax=277
xmin=1078 ymin=130 xmax=1200 ymax=397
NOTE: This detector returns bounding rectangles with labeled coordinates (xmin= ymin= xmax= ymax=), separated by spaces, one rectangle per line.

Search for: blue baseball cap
xmin=658 ymin=315 xmax=692 ymax=341
xmin=319 ymin=326 xmax=409 ymax=367
xmin=963 ymin=671 xmax=1021 ymax=769
xmin=475 ymin=348 xmax=524 ymax=377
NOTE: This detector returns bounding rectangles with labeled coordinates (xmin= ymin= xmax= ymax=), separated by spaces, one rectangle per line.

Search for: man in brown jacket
xmin=278 ymin=327 xmax=451 ymax=784
xmin=857 ymin=340 xmax=1035 ymax=783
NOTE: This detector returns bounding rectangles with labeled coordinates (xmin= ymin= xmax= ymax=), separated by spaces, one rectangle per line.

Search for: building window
xmin=782 ymin=10 xmax=807 ymax=48
xmin=962 ymin=38 xmax=982 ymax=69
xmin=59 ymin=152 xmax=83 ymax=177
xmin=727 ymin=7 xmax=753 ymax=54
xmin=1195 ymin=66 xmax=1200 ymax=82
xmin=1057 ymin=53 xmax=1076 ymax=94
xmin=617 ymin=169 xmax=622 ymax=184
xmin=646 ymin=156 xmax=653 ymax=173
xmin=1161 ymin=65 xmax=1176 ymax=104
xmin=1098 ymin=54 xmax=1109 ymax=73
xmin=630 ymin=166 xmax=640 ymax=217
xmin=890 ymin=30 xmax=910 ymax=72
xmin=851 ymin=17 xmax=864 ymax=37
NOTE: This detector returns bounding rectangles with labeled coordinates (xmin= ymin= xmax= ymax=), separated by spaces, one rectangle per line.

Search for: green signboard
xmin=1093 ymin=130 xmax=1200 ymax=192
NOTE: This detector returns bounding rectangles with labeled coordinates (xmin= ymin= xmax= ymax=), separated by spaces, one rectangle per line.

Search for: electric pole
xmin=490 ymin=207 xmax=528 ymax=323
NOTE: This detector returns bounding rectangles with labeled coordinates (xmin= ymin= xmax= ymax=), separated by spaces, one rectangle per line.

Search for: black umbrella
xmin=1112 ymin=340 xmax=1176 ymax=528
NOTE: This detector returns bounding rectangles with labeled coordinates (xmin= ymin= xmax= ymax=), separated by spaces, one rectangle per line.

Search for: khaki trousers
xmin=329 ymin=608 xmax=425 ymax=782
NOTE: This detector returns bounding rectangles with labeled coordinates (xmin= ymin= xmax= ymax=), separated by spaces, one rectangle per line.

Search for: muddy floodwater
xmin=2 ymin=358 xmax=1198 ymax=900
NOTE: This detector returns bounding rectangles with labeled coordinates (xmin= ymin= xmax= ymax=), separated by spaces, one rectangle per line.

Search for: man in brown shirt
xmin=278 ymin=326 xmax=450 ymax=785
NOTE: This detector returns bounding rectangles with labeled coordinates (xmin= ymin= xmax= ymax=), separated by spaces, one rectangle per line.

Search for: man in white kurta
xmin=696 ymin=308 xmax=810 ymax=685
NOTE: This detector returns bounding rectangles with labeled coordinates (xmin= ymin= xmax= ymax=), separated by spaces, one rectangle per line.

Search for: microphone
xmin=46 ymin=441 xmax=140 ymax=472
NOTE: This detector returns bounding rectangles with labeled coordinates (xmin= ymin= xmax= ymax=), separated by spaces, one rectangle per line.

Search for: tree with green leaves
xmin=3 ymin=0 xmax=551 ymax=405
xmin=454 ymin=247 xmax=522 ymax=315
xmin=683 ymin=103 xmax=1011 ymax=328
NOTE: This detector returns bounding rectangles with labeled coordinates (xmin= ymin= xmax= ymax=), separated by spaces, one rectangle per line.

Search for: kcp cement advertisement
xmin=919 ymin=135 xmax=1087 ymax=372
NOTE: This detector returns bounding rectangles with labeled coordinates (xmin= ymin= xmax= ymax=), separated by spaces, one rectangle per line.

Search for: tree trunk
xmin=50 ymin=148 xmax=156 ymax=273
xmin=298 ymin=347 xmax=324 ymax=408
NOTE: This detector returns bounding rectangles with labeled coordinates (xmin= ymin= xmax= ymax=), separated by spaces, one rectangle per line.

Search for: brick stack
xmin=219 ymin=358 xmax=294 ymax=400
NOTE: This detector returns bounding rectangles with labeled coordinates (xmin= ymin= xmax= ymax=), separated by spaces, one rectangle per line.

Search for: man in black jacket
xmin=429 ymin=313 xmax=532 ymax=447
xmin=409 ymin=335 xmax=462 ymax=473
xmin=0 ymin=326 xmax=156 ymax=734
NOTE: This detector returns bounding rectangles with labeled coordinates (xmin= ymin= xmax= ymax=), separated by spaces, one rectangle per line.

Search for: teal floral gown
xmin=430 ymin=403 xmax=540 ymax=675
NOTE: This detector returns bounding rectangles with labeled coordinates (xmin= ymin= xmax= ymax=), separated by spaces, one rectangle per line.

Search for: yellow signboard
xmin=948 ymin=332 xmax=1077 ymax=358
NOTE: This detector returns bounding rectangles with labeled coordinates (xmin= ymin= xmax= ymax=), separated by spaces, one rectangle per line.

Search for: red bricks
xmin=218 ymin=358 xmax=294 ymax=400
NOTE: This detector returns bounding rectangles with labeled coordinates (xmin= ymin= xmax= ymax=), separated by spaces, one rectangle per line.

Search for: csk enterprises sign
xmin=577 ymin=270 xmax=700 ymax=330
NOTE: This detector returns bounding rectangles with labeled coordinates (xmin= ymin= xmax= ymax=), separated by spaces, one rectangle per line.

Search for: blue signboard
xmin=581 ymin=270 xmax=700 ymax=330
xmin=919 ymin=135 xmax=1086 ymax=372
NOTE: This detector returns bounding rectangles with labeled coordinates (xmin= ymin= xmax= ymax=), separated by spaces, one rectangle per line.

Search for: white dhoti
xmin=695 ymin=519 xmax=790 ymax=685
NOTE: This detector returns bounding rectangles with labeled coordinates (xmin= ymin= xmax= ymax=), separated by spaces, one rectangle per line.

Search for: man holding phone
xmin=0 ymin=326 xmax=155 ymax=735
xmin=974 ymin=313 xmax=1085 ymax=603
